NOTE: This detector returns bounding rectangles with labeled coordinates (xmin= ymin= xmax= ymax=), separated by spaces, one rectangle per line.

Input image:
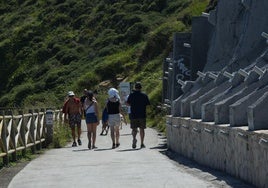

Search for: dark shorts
xmin=130 ymin=118 xmax=146 ymax=129
xmin=86 ymin=113 xmax=98 ymax=124
xmin=69 ymin=114 xmax=81 ymax=129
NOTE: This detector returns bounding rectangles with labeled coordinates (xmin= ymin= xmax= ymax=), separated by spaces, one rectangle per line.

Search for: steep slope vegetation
xmin=0 ymin=0 xmax=209 ymax=127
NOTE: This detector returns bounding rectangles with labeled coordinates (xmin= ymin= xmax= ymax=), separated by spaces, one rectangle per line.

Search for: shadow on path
xmin=156 ymin=143 xmax=256 ymax=188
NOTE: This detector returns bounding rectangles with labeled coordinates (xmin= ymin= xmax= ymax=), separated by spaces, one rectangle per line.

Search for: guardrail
xmin=0 ymin=109 xmax=63 ymax=165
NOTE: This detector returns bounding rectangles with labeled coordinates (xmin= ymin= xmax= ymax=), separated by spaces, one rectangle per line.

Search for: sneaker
xmin=140 ymin=144 xmax=146 ymax=148
xmin=132 ymin=139 xmax=137 ymax=149
xmin=77 ymin=139 xmax=82 ymax=145
xmin=72 ymin=142 xmax=77 ymax=147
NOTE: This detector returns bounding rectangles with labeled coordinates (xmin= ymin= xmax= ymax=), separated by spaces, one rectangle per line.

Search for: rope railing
xmin=0 ymin=109 xmax=63 ymax=165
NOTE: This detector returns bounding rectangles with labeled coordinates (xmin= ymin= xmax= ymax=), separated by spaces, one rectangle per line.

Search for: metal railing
xmin=0 ymin=109 xmax=62 ymax=165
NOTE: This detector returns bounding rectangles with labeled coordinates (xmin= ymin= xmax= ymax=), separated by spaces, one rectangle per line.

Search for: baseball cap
xmin=134 ymin=82 xmax=142 ymax=89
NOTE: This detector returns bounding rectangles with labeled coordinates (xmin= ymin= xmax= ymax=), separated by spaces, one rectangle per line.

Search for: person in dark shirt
xmin=127 ymin=82 xmax=150 ymax=149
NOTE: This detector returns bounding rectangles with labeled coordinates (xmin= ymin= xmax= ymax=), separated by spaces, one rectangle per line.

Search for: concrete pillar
xmin=191 ymin=16 xmax=213 ymax=81
xmin=171 ymin=76 xmax=203 ymax=117
xmin=248 ymin=91 xmax=268 ymax=130
xmin=229 ymin=69 xmax=268 ymax=126
xmin=172 ymin=33 xmax=191 ymax=103
xmin=201 ymin=72 xmax=245 ymax=122
xmin=214 ymin=69 xmax=260 ymax=124
xmin=190 ymin=72 xmax=229 ymax=119
xmin=180 ymin=72 xmax=215 ymax=117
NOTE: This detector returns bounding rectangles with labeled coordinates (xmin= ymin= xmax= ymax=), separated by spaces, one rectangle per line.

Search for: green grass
xmin=51 ymin=122 xmax=72 ymax=148
xmin=0 ymin=0 xmax=211 ymax=133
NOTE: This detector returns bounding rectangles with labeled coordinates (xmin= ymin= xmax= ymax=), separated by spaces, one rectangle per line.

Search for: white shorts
xmin=108 ymin=114 xmax=121 ymax=127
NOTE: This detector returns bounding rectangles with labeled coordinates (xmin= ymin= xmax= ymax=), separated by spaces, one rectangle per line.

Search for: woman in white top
xmin=83 ymin=90 xmax=99 ymax=149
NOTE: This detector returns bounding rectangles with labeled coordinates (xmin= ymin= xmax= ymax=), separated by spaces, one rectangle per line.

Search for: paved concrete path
xmin=7 ymin=121 xmax=245 ymax=188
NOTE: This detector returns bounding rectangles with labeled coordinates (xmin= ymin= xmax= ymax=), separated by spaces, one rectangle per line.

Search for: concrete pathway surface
xmin=7 ymin=121 xmax=251 ymax=188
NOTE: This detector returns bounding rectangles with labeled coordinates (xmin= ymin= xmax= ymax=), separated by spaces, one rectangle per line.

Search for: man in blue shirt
xmin=127 ymin=82 xmax=150 ymax=149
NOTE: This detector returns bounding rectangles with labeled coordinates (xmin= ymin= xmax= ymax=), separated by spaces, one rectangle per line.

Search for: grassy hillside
xmin=0 ymin=0 xmax=210 ymax=130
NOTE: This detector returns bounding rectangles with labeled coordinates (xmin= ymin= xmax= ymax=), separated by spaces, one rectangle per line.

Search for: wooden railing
xmin=0 ymin=109 xmax=63 ymax=165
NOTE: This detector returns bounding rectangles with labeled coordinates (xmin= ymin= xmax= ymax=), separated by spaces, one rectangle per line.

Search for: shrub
xmin=75 ymin=71 xmax=101 ymax=90
xmin=125 ymin=22 xmax=148 ymax=44
xmin=13 ymin=83 xmax=35 ymax=107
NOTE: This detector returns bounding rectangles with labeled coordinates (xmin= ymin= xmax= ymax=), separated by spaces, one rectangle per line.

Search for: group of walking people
xmin=62 ymin=82 xmax=150 ymax=150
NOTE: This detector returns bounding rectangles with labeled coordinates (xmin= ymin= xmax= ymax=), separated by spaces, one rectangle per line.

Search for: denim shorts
xmin=86 ymin=113 xmax=98 ymax=124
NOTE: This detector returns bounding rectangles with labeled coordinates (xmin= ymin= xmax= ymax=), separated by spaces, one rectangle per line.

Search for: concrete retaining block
xmin=191 ymin=79 xmax=230 ymax=119
xmin=181 ymin=73 xmax=215 ymax=117
xmin=172 ymin=77 xmax=203 ymax=117
xmin=230 ymin=85 xmax=268 ymax=126
xmin=202 ymin=72 xmax=246 ymax=122
xmin=166 ymin=116 xmax=268 ymax=187
xmin=248 ymin=91 xmax=268 ymax=130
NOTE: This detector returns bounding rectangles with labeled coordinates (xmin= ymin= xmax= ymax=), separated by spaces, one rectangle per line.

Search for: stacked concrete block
xmin=166 ymin=117 xmax=268 ymax=187
xmin=214 ymin=69 xmax=261 ymax=124
xmin=251 ymin=133 xmax=268 ymax=187
xmin=248 ymin=91 xmax=268 ymax=130
xmin=180 ymin=72 xmax=215 ymax=117
xmin=171 ymin=77 xmax=202 ymax=116
xmin=201 ymin=72 xmax=246 ymax=122
xmin=229 ymin=85 xmax=268 ymax=126
xmin=172 ymin=72 xmax=208 ymax=116
xmin=229 ymin=67 xmax=268 ymax=126
xmin=190 ymin=72 xmax=230 ymax=119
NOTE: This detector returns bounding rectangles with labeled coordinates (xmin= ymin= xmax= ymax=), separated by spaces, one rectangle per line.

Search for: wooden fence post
xmin=7 ymin=110 xmax=17 ymax=162
xmin=19 ymin=110 xmax=26 ymax=157
xmin=28 ymin=109 xmax=36 ymax=154
xmin=0 ymin=110 xmax=8 ymax=165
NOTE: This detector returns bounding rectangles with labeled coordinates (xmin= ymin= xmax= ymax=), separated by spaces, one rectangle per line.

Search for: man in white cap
xmin=62 ymin=91 xmax=82 ymax=147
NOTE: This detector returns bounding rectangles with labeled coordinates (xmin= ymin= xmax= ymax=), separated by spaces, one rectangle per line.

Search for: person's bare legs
xmin=132 ymin=128 xmax=137 ymax=149
xmin=92 ymin=123 xmax=97 ymax=148
xmin=77 ymin=124 xmax=81 ymax=139
xmin=71 ymin=127 xmax=76 ymax=142
xmin=140 ymin=128 xmax=145 ymax=146
xmin=115 ymin=125 xmax=120 ymax=147
xmin=110 ymin=126 xmax=115 ymax=148
xmin=87 ymin=123 xmax=92 ymax=149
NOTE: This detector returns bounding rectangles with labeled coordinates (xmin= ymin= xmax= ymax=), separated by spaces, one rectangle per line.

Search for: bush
xmin=75 ymin=71 xmax=101 ymax=90
xmin=138 ymin=21 xmax=185 ymax=64
xmin=13 ymin=83 xmax=35 ymax=107
xmin=125 ymin=22 xmax=148 ymax=44
xmin=52 ymin=123 xmax=71 ymax=148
